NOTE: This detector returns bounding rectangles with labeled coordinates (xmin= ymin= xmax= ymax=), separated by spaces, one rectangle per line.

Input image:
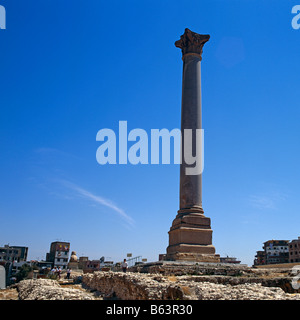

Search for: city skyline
xmin=1 ymin=1 xmax=300 ymax=266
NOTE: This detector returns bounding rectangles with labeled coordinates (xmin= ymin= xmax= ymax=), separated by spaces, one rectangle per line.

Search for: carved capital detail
xmin=175 ymin=28 xmax=210 ymax=60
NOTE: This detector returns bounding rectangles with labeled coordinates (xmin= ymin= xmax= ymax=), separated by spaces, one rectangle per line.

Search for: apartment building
xmin=289 ymin=237 xmax=300 ymax=263
xmin=0 ymin=245 xmax=28 ymax=263
xmin=263 ymin=240 xmax=289 ymax=264
xmin=46 ymin=241 xmax=70 ymax=270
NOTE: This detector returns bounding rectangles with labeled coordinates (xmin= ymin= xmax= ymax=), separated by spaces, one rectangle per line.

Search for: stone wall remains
xmin=81 ymin=271 xmax=300 ymax=300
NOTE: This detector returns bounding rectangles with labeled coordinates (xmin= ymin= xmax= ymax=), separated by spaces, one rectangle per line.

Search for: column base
xmin=166 ymin=212 xmax=220 ymax=263
xmin=166 ymin=252 xmax=220 ymax=263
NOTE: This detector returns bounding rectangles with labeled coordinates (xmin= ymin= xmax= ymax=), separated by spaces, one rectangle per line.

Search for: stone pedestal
xmin=167 ymin=212 xmax=219 ymax=262
xmin=166 ymin=28 xmax=219 ymax=263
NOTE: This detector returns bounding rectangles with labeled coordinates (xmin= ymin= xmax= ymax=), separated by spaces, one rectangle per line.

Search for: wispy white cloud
xmin=59 ymin=179 xmax=135 ymax=227
xmin=34 ymin=147 xmax=61 ymax=153
xmin=249 ymin=195 xmax=276 ymax=210
xmin=34 ymin=147 xmax=81 ymax=160
xmin=248 ymin=192 xmax=288 ymax=210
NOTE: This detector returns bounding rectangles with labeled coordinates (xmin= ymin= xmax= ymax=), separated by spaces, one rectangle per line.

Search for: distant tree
xmin=15 ymin=264 xmax=39 ymax=282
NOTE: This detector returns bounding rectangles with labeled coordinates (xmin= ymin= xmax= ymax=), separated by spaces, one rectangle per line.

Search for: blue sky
xmin=1 ymin=0 xmax=300 ymax=266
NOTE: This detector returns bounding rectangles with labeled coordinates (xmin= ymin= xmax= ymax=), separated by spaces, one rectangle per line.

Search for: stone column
xmin=166 ymin=29 xmax=219 ymax=263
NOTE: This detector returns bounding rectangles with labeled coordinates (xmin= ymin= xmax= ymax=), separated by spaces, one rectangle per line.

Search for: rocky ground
xmin=81 ymin=271 xmax=300 ymax=300
xmin=1 ymin=265 xmax=300 ymax=300
xmin=0 ymin=288 xmax=19 ymax=300
xmin=0 ymin=278 xmax=98 ymax=300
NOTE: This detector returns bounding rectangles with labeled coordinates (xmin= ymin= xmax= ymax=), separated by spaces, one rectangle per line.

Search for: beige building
xmin=78 ymin=256 xmax=89 ymax=269
xmin=289 ymin=237 xmax=300 ymax=263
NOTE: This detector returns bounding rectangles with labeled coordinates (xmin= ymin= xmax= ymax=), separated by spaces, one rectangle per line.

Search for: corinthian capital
xmin=175 ymin=28 xmax=210 ymax=60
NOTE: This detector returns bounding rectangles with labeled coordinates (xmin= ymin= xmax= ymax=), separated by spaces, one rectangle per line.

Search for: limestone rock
xmin=81 ymin=271 xmax=300 ymax=300
xmin=16 ymin=279 xmax=95 ymax=300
